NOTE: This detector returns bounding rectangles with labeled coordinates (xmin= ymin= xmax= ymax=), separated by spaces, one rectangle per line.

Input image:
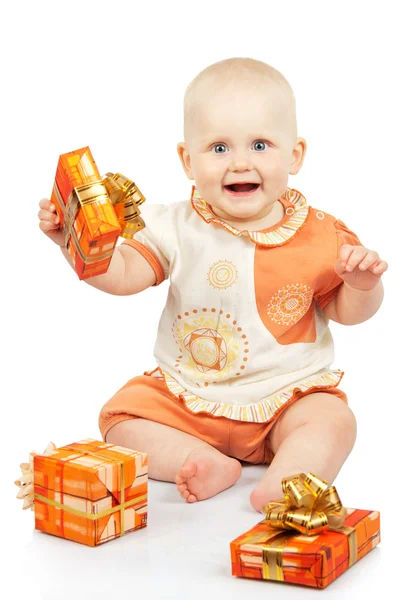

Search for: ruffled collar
xmin=190 ymin=186 xmax=309 ymax=247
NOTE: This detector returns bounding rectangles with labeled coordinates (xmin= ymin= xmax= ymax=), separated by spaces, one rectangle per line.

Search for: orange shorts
xmin=98 ymin=374 xmax=348 ymax=465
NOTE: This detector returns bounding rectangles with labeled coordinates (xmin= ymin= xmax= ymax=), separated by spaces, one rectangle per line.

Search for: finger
xmin=358 ymin=251 xmax=380 ymax=271
xmin=39 ymin=198 xmax=55 ymax=211
xmin=339 ymin=246 xmax=368 ymax=270
xmin=338 ymin=244 xmax=356 ymax=265
xmin=334 ymin=257 xmax=347 ymax=276
xmin=344 ymin=247 xmax=370 ymax=272
xmin=370 ymin=260 xmax=388 ymax=275
xmin=39 ymin=219 xmax=59 ymax=232
xmin=38 ymin=209 xmax=59 ymax=224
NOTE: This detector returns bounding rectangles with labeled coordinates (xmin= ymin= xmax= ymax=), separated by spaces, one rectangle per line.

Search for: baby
xmin=38 ymin=57 xmax=387 ymax=512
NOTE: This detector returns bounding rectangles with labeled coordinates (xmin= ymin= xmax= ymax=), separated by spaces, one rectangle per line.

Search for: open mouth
xmin=224 ymin=183 xmax=260 ymax=196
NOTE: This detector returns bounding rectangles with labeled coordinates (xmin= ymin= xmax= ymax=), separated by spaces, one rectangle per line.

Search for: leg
xmin=107 ymin=418 xmax=242 ymax=503
xmin=250 ymin=392 xmax=357 ymax=512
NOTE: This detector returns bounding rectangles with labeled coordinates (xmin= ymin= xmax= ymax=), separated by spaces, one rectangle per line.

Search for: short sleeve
xmin=314 ymin=218 xmax=363 ymax=310
xmin=120 ymin=204 xmax=170 ymax=286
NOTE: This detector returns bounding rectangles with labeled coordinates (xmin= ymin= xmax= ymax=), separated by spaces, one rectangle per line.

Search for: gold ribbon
xmin=14 ymin=442 xmax=57 ymax=510
xmin=53 ymin=172 xmax=146 ymax=256
xmin=15 ymin=443 xmax=143 ymax=538
xmin=102 ymin=172 xmax=146 ymax=239
xmin=260 ymin=473 xmax=358 ymax=581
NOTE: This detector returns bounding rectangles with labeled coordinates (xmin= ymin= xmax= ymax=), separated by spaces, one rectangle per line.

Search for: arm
xmin=322 ymin=244 xmax=388 ymax=325
xmin=39 ymin=197 xmax=161 ymax=296
xmin=322 ymin=280 xmax=384 ymax=325
xmin=60 ymin=244 xmax=157 ymax=296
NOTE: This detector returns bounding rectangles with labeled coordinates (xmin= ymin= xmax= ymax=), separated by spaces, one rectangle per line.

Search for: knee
xmin=314 ymin=400 xmax=357 ymax=451
xmin=271 ymin=393 xmax=357 ymax=455
xmin=105 ymin=419 xmax=132 ymax=446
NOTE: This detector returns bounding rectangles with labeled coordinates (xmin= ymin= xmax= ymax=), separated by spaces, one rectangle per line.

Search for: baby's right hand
xmin=38 ymin=199 xmax=65 ymax=247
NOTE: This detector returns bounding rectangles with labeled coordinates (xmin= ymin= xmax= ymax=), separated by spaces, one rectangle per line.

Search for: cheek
xmin=263 ymin=156 xmax=290 ymax=177
xmin=195 ymin=157 xmax=224 ymax=182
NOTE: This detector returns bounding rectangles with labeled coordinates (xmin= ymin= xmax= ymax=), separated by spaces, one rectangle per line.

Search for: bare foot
xmin=250 ymin=467 xmax=303 ymax=512
xmin=250 ymin=483 xmax=283 ymax=513
xmin=175 ymin=451 xmax=242 ymax=503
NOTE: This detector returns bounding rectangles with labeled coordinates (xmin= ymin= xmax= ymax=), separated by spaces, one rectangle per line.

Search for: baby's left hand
xmin=334 ymin=245 xmax=388 ymax=290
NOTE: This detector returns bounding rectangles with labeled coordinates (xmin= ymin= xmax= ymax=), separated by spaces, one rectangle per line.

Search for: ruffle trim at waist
xmin=144 ymin=367 xmax=344 ymax=423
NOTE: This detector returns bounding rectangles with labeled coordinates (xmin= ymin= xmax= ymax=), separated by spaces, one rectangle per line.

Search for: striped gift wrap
xmin=230 ymin=507 xmax=380 ymax=589
xmin=33 ymin=439 xmax=148 ymax=547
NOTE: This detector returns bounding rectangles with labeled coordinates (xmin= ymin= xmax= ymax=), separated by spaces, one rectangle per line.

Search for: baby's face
xmin=178 ymin=85 xmax=305 ymax=223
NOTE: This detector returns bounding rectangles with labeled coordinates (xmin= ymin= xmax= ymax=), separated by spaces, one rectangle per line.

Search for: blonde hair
xmin=183 ymin=57 xmax=297 ymax=141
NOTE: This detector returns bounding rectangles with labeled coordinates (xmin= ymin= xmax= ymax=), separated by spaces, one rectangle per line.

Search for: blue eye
xmin=253 ymin=140 xmax=267 ymax=151
xmin=213 ymin=144 xmax=228 ymax=154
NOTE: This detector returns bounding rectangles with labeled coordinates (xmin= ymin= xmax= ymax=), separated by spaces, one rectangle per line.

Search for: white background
xmin=1 ymin=1 xmax=404 ymax=598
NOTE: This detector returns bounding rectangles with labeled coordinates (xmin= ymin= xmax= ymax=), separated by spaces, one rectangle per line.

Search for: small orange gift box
xmin=15 ymin=439 xmax=148 ymax=547
xmin=50 ymin=146 xmax=146 ymax=280
xmin=230 ymin=473 xmax=380 ymax=589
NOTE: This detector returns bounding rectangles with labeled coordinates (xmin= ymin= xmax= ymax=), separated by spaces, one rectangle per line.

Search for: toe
xmin=250 ymin=488 xmax=265 ymax=512
xmin=179 ymin=460 xmax=197 ymax=479
xmin=181 ymin=489 xmax=190 ymax=499
xmin=175 ymin=473 xmax=185 ymax=485
xmin=186 ymin=494 xmax=197 ymax=503
xmin=177 ymin=483 xmax=187 ymax=493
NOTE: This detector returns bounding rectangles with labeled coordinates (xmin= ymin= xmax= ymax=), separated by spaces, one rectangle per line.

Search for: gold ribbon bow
xmin=102 ymin=172 xmax=146 ymax=238
xmin=262 ymin=472 xmax=348 ymax=536
xmin=14 ymin=442 xmax=56 ymax=510
xmin=260 ymin=473 xmax=358 ymax=581
xmin=55 ymin=171 xmax=146 ymax=251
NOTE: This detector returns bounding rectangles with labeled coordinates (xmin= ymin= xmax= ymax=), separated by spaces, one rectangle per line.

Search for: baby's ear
xmin=289 ymin=137 xmax=307 ymax=175
xmin=177 ymin=142 xmax=194 ymax=180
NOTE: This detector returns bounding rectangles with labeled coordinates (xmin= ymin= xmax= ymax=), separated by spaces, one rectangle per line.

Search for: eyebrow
xmin=200 ymin=134 xmax=278 ymax=145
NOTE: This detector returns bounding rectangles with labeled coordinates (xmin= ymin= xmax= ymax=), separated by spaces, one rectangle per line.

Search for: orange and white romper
xmin=99 ymin=187 xmax=361 ymax=464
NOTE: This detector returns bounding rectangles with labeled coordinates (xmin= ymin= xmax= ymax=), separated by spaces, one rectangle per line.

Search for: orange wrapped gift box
xmin=22 ymin=439 xmax=148 ymax=547
xmin=50 ymin=146 xmax=146 ymax=280
xmin=230 ymin=473 xmax=380 ymax=589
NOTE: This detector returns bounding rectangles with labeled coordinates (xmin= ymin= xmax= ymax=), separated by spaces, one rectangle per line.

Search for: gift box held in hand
xmin=16 ymin=439 xmax=148 ymax=547
xmin=50 ymin=146 xmax=146 ymax=280
xmin=230 ymin=473 xmax=380 ymax=589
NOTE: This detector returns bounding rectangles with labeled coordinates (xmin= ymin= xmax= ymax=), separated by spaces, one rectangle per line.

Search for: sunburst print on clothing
xmin=207 ymin=260 xmax=238 ymax=290
xmin=114 ymin=187 xmax=364 ymax=423
xmin=172 ymin=309 xmax=250 ymax=385
xmin=267 ymin=284 xmax=314 ymax=326
xmin=184 ymin=328 xmax=227 ymax=372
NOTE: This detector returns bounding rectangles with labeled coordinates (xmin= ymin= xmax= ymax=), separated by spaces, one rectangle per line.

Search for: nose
xmin=229 ymin=148 xmax=253 ymax=172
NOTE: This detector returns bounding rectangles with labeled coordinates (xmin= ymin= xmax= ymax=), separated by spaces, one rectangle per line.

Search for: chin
xmin=222 ymin=207 xmax=262 ymax=222
xmin=227 ymin=207 xmax=259 ymax=219
xmin=223 ymin=197 xmax=264 ymax=218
